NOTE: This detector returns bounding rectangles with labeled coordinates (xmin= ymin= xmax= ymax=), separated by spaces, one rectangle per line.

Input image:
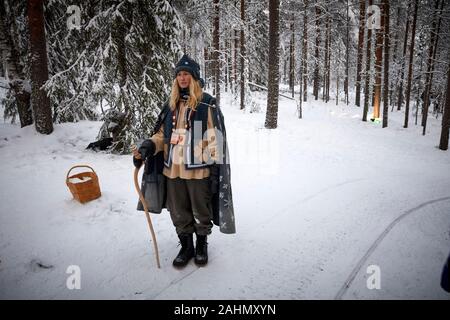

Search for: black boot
xmin=173 ymin=233 xmax=195 ymax=267
xmin=195 ymin=234 xmax=208 ymax=265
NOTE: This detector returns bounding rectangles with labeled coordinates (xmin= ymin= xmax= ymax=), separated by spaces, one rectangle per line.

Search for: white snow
xmin=0 ymin=90 xmax=449 ymax=300
xmin=68 ymin=176 xmax=93 ymax=184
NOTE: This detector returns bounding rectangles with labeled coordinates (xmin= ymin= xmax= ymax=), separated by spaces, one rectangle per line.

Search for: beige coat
xmin=151 ymin=101 xmax=218 ymax=179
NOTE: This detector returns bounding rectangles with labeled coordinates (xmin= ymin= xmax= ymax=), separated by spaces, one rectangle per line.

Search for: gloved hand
xmin=138 ymin=139 xmax=156 ymax=161
xmin=132 ymin=139 xmax=155 ymax=168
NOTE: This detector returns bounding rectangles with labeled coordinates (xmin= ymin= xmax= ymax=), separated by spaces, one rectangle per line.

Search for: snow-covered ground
xmin=0 ymin=90 xmax=449 ymax=299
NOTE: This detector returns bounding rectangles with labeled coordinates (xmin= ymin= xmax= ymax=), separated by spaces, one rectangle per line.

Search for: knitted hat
xmin=174 ymin=54 xmax=204 ymax=87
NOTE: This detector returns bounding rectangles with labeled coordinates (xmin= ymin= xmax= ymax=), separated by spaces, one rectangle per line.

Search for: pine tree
xmin=382 ymin=0 xmax=390 ymax=128
xmin=289 ymin=16 xmax=295 ymax=98
xmin=265 ymin=0 xmax=280 ymax=129
xmin=355 ymin=0 xmax=366 ymax=107
xmin=313 ymin=2 xmax=321 ymax=101
xmin=404 ymin=0 xmax=419 ymax=129
xmin=362 ymin=0 xmax=373 ymax=122
xmin=27 ymin=0 xmax=53 ymax=134
xmin=422 ymin=0 xmax=444 ymax=135
xmin=344 ymin=0 xmax=349 ymax=105
xmin=240 ymin=0 xmax=247 ymax=110
xmin=302 ymin=0 xmax=309 ymax=102
xmin=397 ymin=1 xmax=411 ymax=111
xmin=373 ymin=0 xmax=385 ymax=120
xmin=212 ymin=0 xmax=221 ymax=105
xmin=43 ymin=1 xmax=181 ymax=153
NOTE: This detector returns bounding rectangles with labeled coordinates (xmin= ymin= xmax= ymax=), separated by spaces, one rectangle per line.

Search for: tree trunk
xmin=439 ymin=63 xmax=450 ymax=150
xmin=336 ymin=44 xmax=340 ymax=106
xmin=422 ymin=0 xmax=443 ymax=135
xmin=397 ymin=1 xmax=411 ymax=111
xmin=323 ymin=12 xmax=330 ymax=103
xmin=289 ymin=18 xmax=295 ymax=98
xmin=225 ymin=38 xmax=229 ymax=93
xmin=345 ymin=0 xmax=349 ymax=105
xmin=27 ymin=0 xmax=53 ymax=134
xmin=213 ymin=0 xmax=220 ymax=105
xmin=403 ymin=0 xmax=418 ymax=129
xmin=430 ymin=0 xmax=444 ymax=92
xmin=233 ymin=28 xmax=238 ymax=95
xmin=264 ymin=0 xmax=280 ymax=129
xmin=382 ymin=0 xmax=390 ymax=128
xmin=373 ymin=1 xmax=385 ymax=120
xmin=111 ymin=4 xmax=132 ymax=153
xmin=322 ymin=12 xmax=328 ymax=102
xmin=390 ymin=6 xmax=400 ymax=110
xmin=362 ymin=0 xmax=373 ymax=122
xmin=313 ymin=2 xmax=321 ymax=101
xmin=0 ymin=1 xmax=33 ymax=127
xmin=415 ymin=53 xmax=425 ymax=125
xmin=326 ymin=15 xmax=331 ymax=103
xmin=299 ymin=37 xmax=303 ymax=119
xmin=302 ymin=0 xmax=308 ymax=102
xmin=240 ymin=0 xmax=246 ymax=110
xmin=355 ymin=0 xmax=366 ymax=107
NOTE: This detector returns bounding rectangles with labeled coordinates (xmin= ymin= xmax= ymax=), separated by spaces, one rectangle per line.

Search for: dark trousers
xmin=166 ymin=177 xmax=213 ymax=236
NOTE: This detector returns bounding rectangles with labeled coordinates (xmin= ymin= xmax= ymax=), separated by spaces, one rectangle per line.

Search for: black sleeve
xmin=133 ymin=156 xmax=143 ymax=168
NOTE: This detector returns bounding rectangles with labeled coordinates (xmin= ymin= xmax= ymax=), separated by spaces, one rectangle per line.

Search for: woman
xmin=133 ymin=54 xmax=235 ymax=268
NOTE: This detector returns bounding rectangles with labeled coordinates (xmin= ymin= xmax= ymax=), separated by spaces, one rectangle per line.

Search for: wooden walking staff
xmin=133 ymin=165 xmax=161 ymax=269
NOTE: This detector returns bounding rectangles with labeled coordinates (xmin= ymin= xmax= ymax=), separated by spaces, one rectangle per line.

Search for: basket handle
xmin=66 ymin=165 xmax=97 ymax=181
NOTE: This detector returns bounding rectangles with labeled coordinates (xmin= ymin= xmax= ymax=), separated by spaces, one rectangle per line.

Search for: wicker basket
xmin=66 ymin=165 xmax=101 ymax=203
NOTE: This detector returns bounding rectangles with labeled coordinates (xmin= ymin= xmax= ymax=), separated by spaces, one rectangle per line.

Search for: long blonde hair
xmin=169 ymin=78 xmax=203 ymax=111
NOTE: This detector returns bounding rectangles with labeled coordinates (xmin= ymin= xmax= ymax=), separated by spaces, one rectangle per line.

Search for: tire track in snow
xmin=148 ymin=265 xmax=200 ymax=299
xmin=334 ymin=196 xmax=450 ymax=300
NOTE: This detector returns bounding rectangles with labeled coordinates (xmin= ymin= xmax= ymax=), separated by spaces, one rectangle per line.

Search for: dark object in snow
xmin=86 ymin=137 xmax=113 ymax=151
xmin=98 ymin=110 xmax=127 ymax=139
xmin=94 ymin=109 xmax=128 ymax=151
xmin=441 ymin=253 xmax=449 ymax=292
xmin=30 ymin=259 xmax=53 ymax=271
